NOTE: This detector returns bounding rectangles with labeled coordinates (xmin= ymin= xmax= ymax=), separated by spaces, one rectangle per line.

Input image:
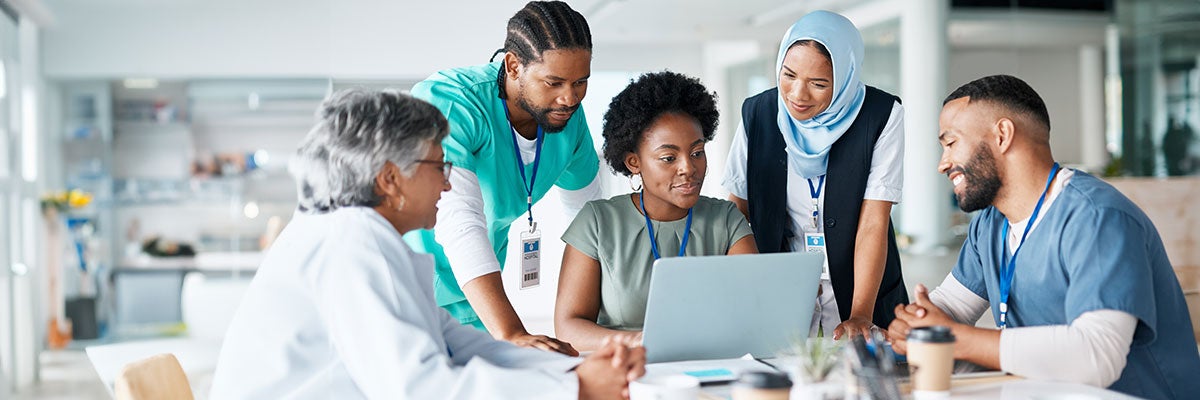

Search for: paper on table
xmin=645 ymin=354 xmax=778 ymax=384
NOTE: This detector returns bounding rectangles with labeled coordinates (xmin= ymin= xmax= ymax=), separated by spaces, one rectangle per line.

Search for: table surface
xmin=117 ymin=251 xmax=262 ymax=271
xmin=694 ymin=370 xmax=1139 ymax=400
xmin=87 ymin=339 xmax=1140 ymax=400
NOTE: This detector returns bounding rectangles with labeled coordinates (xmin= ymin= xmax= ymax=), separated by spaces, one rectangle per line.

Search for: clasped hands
xmin=577 ymin=335 xmax=647 ymax=400
xmin=886 ymin=284 xmax=957 ymax=355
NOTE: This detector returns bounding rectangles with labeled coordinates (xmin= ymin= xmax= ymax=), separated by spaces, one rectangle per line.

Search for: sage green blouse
xmin=561 ymin=194 xmax=754 ymax=330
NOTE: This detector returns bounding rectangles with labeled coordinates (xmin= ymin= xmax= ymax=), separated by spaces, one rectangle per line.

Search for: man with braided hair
xmin=405 ymin=1 xmax=599 ymax=356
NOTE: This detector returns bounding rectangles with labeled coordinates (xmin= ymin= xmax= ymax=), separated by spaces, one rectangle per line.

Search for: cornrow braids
xmin=494 ymin=1 xmax=592 ymax=99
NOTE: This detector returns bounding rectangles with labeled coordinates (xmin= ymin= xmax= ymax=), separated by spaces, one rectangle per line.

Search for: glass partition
xmin=1117 ymin=0 xmax=1200 ymax=176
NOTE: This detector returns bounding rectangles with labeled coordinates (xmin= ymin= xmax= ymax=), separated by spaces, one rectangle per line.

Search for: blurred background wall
xmin=1 ymin=0 xmax=1198 ymax=396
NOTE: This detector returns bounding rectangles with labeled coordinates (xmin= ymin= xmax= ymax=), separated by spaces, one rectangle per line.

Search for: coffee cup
xmin=629 ymin=374 xmax=700 ymax=400
xmin=906 ymin=326 xmax=956 ymax=398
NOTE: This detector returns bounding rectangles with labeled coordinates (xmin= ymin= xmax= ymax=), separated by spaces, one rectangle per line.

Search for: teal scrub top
xmin=953 ymin=171 xmax=1200 ymax=400
xmin=404 ymin=61 xmax=600 ymax=329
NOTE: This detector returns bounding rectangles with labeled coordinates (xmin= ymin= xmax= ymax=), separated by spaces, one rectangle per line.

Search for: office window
xmin=1116 ymin=0 xmax=1200 ymax=176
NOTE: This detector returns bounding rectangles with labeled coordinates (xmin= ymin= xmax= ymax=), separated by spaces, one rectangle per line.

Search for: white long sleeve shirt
xmin=723 ymin=101 xmax=904 ymax=329
xmin=926 ymin=168 xmax=1136 ymax=387
xmin=722 ymin=101 xmax=906 ymax=256
xmin=928 ymin=275 xmax=1136 ymax=387
xmin=434 ymin=131 xmax=602 ymax=289
xmin=211 ymin=207 xmax=580 ymax=399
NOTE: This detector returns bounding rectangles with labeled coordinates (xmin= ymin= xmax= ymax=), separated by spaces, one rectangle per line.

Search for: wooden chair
xmin=114 ymin=353 xmax=194 ymax=400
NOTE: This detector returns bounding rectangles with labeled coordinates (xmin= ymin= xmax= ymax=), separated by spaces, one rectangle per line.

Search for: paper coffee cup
xmin=907 ymin=326 xmax=955 ymax=397
xmin=630 ymin=374 xmax=700 ymax=400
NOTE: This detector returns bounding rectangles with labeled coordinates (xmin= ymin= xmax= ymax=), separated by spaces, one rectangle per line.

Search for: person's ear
xmin=374 ymin=161 xmax=406 ymax=199
xmin=995 ymin=117 xmax=1016 ymax=154
xmin=624 ymin=153 xmax=641 ymax=175
xmin=504 ymin=52 xmax=523 ymax=81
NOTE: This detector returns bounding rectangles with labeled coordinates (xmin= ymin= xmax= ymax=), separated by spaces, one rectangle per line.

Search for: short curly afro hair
xmin=602 ymin=71 xmax=719 ymax=176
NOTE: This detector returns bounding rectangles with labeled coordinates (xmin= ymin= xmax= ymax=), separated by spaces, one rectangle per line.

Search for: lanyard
xmin=997 ymin=162 xmax=1060 ymax=329
xmin=639 ymin=190 xmax=693 ymax=260
xmin=501 ymin=101 xmax=544 ymax=231
xmin=807 ymin=175 xmax=826 ymax=229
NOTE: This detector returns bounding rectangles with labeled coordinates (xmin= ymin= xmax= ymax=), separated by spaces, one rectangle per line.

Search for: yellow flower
xmin=67 ymin=190 xmax=92 ymax=208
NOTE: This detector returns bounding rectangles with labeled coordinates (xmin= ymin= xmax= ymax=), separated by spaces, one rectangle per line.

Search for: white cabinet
xmin=58 ymin=79 xmax=326 ymax=339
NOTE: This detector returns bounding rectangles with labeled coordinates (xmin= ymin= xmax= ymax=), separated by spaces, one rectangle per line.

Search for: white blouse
xmin=211 ymin=207 xmax=579 ymax=399
xmin=722 ymin=101 xmax=905 ymax=254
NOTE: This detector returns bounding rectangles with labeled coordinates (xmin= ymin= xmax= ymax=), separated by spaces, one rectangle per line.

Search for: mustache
xmin=946 ymin=166 xmax=966 ymax=178
xmin=547 ymin=104 xmax=579 ymax=114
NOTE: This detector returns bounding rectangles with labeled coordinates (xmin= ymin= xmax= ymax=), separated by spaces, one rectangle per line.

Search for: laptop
xmin=641 ymin=252 xmax=823 ymax=363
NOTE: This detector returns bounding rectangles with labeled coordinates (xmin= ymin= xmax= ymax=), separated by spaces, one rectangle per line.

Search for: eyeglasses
xmin=414 ymin=159 xmax=453 ymax=181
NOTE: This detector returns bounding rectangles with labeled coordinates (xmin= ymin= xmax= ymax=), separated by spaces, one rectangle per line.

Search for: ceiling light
xmin=244 ymin=202 xmax=260 ymax=219
xmin=587 ymin=0 xmax=627 ymax=21
xmin=840 ymin=0 xmax=903 ymax=30
xmin=123 ymin=78 xmax=159 ymax=89
xmin=747 ymin=1 xmax=809 ymax=28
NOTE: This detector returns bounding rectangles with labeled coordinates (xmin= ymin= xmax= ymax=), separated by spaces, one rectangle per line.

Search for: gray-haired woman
xmin=210 ymin=88 xmax=644 ymax=399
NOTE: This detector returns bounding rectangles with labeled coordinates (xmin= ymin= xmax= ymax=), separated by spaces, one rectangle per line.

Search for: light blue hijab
xmin=776 ymin=10 xmax=866 ymax=179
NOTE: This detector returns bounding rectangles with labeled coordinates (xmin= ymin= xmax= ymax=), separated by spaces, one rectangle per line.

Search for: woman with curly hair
xmin=554 ymin=71 xmax=758 ymax=350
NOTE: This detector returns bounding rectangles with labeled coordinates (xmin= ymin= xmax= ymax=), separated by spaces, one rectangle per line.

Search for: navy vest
xmin=743 ymin=86 xmax=908 ymax=327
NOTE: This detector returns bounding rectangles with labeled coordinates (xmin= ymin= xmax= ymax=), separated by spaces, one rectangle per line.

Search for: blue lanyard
xmin=501 ymin=101 xmax=544 ymax=229
xmin=997 ymin=162 xmax=1060 ymax=329
xmin=807 ymin=175 xmax=826 ymax=228
xmin=639 ymin=190 xmax=693 ymax=260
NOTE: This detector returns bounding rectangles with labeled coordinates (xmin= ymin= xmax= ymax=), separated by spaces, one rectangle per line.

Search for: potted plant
xmin=780 ymin=336 xmax=844 ymax=400
xmin=40 ymin=189 xmax=96 ymax=348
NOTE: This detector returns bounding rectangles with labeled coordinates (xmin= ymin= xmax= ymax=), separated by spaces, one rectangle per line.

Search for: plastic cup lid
xmin=734 ymin=371 xmax=792 ymax=389
xmin=907 ymin=326 xmax=956 ymax=343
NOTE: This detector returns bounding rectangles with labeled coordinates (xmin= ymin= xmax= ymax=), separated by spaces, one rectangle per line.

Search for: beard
xmin=952 ymin=143 xmax=1002 ymax=213
xmin=515 ymin=87 xmax=578 ymax=133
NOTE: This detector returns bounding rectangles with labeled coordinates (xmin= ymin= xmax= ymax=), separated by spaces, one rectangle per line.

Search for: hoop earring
xmin=629 ymin=174 xmax=643 ymax=192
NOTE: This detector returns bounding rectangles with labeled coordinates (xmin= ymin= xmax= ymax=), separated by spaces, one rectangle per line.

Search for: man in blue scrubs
xmin=887 ymin=74 xmax=1200 ymax=399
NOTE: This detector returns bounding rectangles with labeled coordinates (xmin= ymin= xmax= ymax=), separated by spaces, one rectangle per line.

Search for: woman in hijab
xmin=722 ymin=10 xmax=908 ymax=339
xmin=211 ymin=88 xmax=644 ymax=399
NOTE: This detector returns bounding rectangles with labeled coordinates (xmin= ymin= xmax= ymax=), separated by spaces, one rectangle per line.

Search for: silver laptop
xmin=641 ymin=252 xmax=823 ymax=363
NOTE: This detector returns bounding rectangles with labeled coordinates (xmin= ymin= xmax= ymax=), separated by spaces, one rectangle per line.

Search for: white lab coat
xmin=210 ymin=207 xmax=580 ymax=399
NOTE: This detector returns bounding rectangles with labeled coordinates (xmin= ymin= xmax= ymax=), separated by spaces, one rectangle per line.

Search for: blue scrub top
xmin=952 ymin=171 xmax=1200 ymax=400
xmin=403 ymin=62 xmax=600 ymax=329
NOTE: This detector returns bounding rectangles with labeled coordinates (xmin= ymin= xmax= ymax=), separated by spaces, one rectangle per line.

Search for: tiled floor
xmin=12 ymin=351 xmax=109 ymax=400
xmin=8 ymin=251 xmax=962 ymax=399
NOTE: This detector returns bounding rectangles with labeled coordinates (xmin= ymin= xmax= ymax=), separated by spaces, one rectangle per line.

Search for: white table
xmin=87 ymin=341 xmax=1143 ymax=400
xmin=695 ymin=373 xmax=1141 ymax=400
xmin=118 ymin=251 xmax=263 ymax=271
xmin=85 ymin=337 xmax=223 ymax=399
xmin=945 ymin=379 xmax=1140 ymax=399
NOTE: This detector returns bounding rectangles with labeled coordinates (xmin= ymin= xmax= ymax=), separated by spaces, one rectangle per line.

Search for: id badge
xmin=804 ymin=232 xmax=831 ymax=279
xmin=519 ymin=229 xmax=541 ymax=289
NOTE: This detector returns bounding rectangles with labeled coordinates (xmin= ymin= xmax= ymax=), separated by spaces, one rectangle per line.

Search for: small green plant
xmin=783 ymin=336 xmax=845 ymax=383
xmin=1103 ymin=155 xmax=1125 ymax=177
